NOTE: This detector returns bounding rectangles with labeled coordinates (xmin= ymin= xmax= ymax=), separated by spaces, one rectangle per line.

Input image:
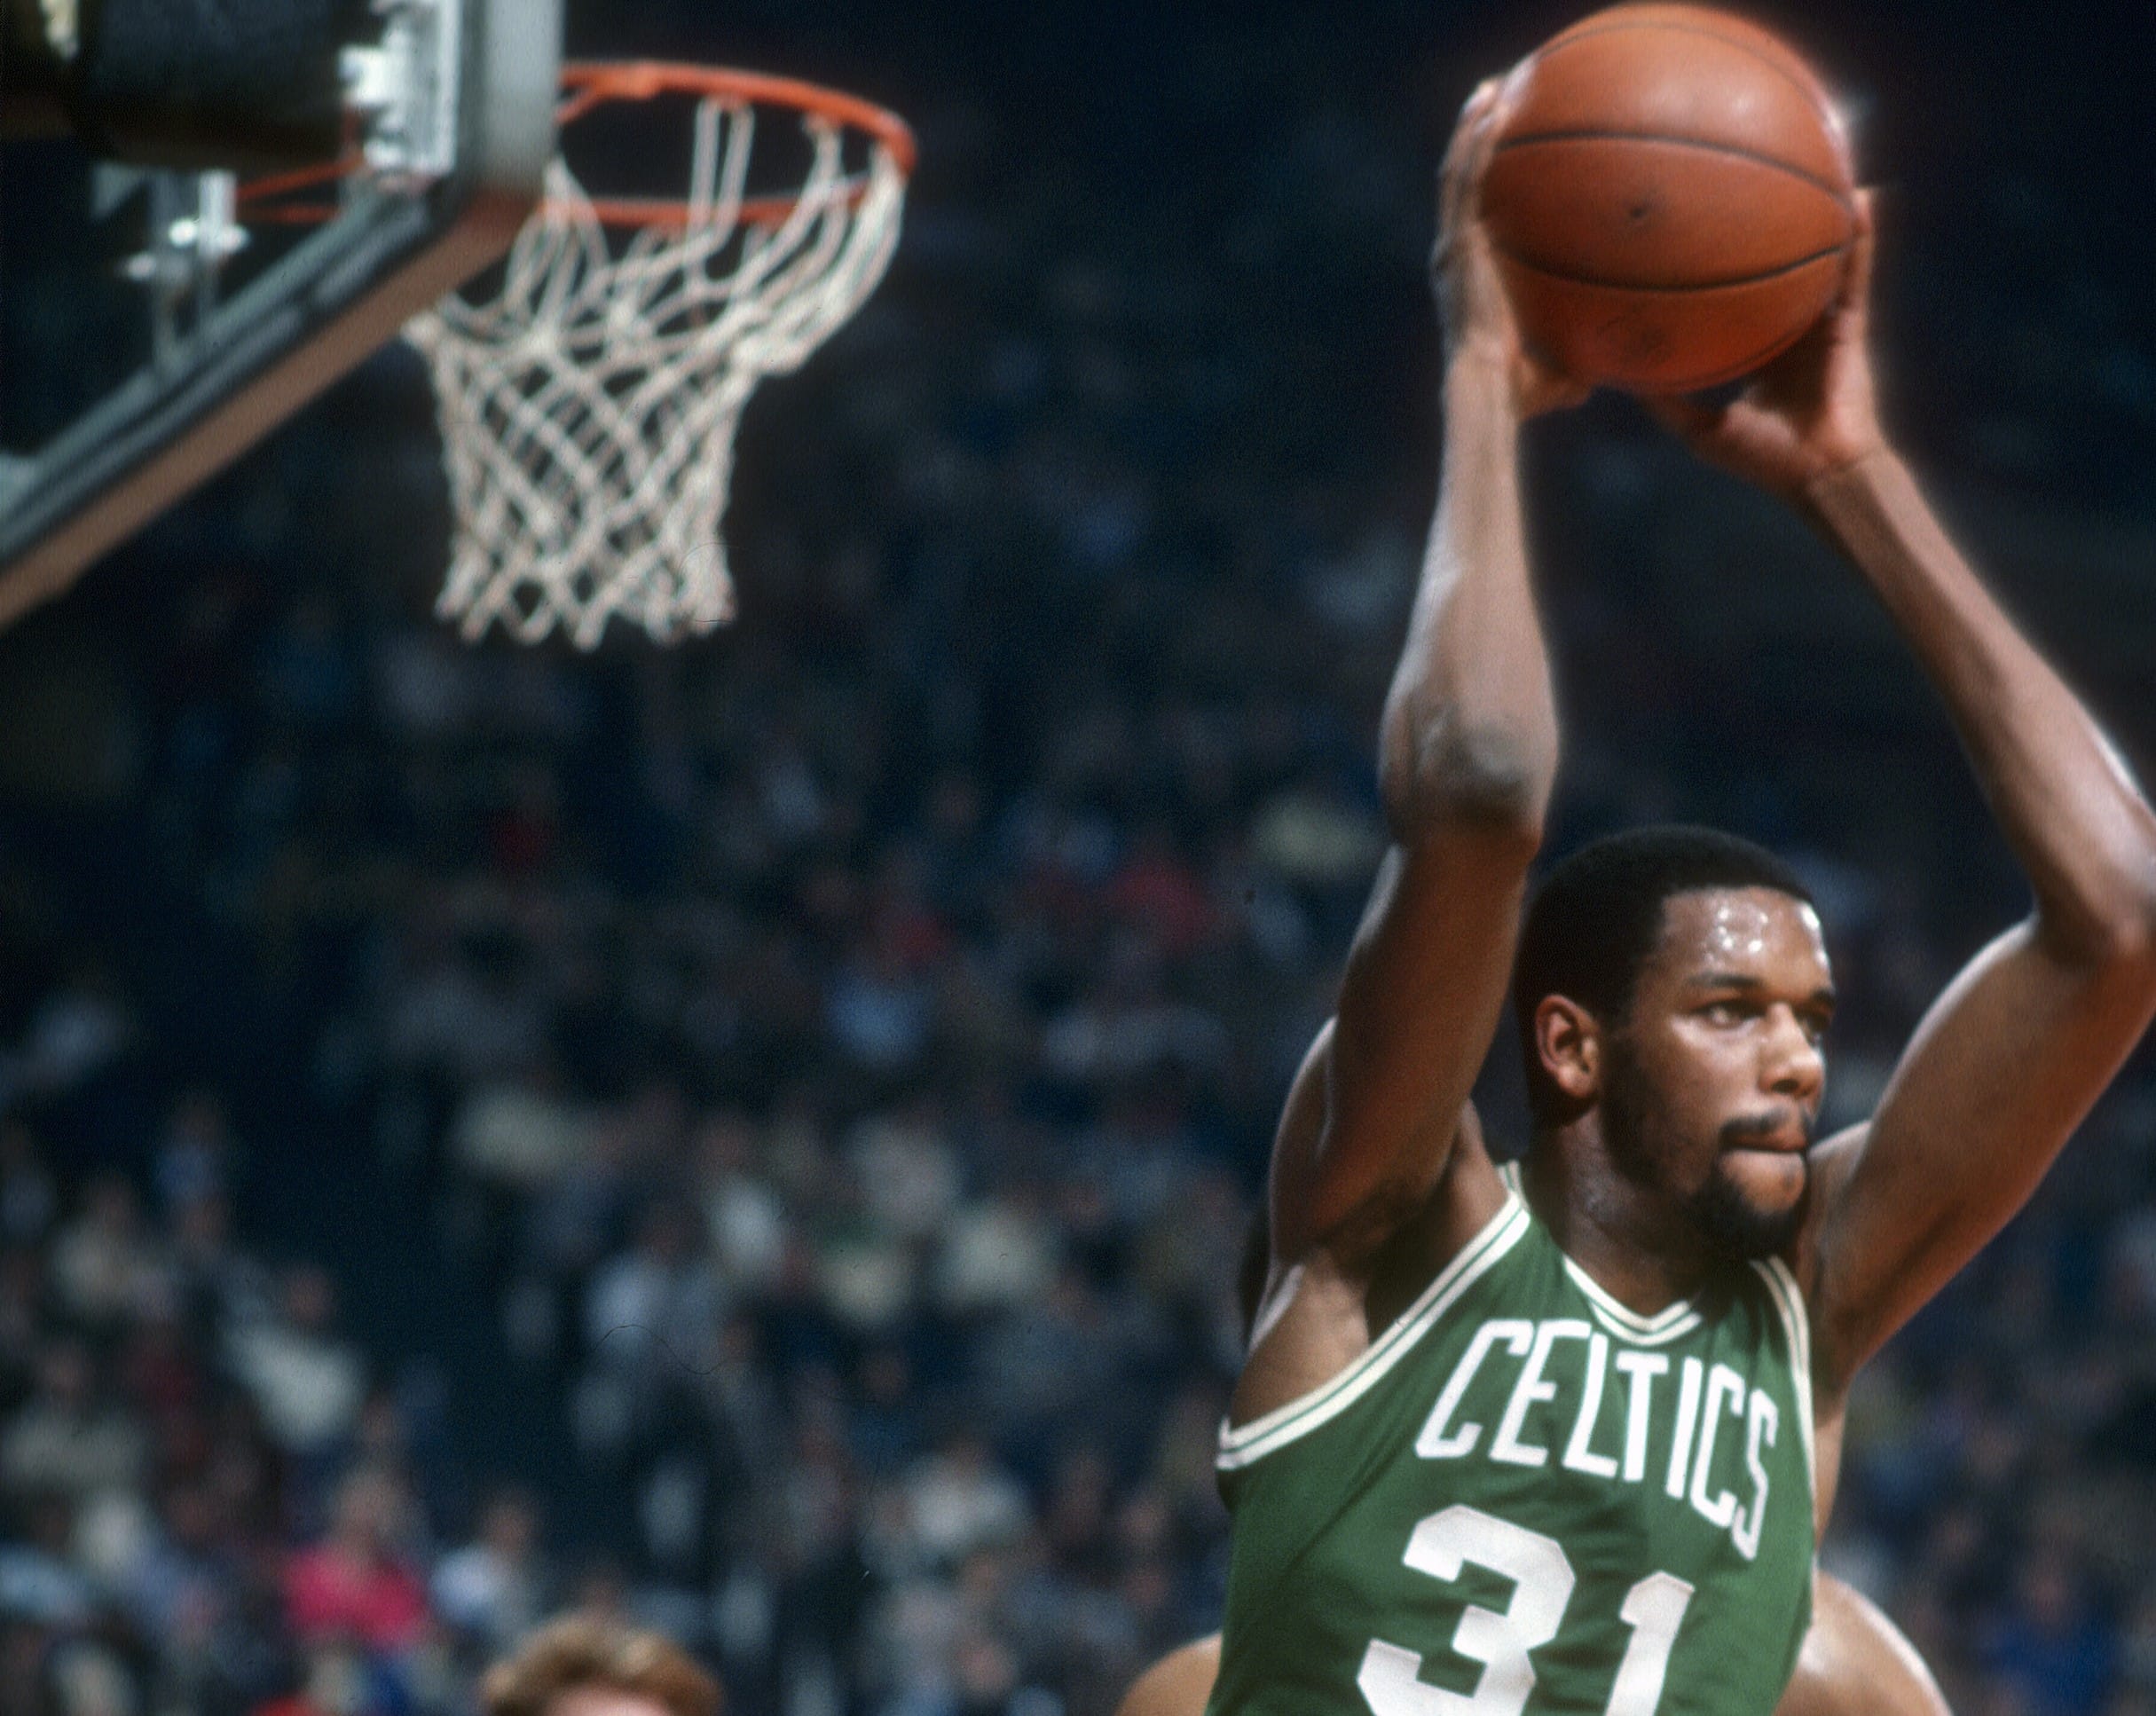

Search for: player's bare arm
xmin=1238 ymin=86 xmax=1583 ymax=1423
xmin=1780 ymin=1578 xmax=1952 ymax=1716
xmin=1655 ymin=196 xmax=2156 ymax=1424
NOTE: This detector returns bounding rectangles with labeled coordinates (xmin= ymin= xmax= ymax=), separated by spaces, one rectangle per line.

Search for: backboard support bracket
xmin=0 ymin=0 xmax=560 ymax=628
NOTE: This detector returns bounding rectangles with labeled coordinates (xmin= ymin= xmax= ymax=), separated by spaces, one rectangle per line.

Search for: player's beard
xmin=1601 ymin=1038 xmax=1810 ymax=1263
xmin=1687 ymin=1150 xmax=1808 ymax=1261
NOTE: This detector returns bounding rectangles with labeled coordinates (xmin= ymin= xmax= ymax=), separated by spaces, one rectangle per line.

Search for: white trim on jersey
xmin=1216 ymin=1193 xmax=1530 ymax=1472
xmin=1751 ymin=1254 xmax=1818 ymax=1516
xmin=1499 ymin=1162 xmax=1705 ymax=1348
xmin=1558 ymin=1257 xmax=1704 ymax=1347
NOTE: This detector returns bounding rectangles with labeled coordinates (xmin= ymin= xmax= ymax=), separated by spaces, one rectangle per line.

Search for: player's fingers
xmin=1841 ymin=187 xmax=1877 ymax=314
xmin=1440 ymin=83 xmax=1491 ymax=183
xmin=1438 ymin=79 xmax=1499 ymax=228
xmin=1639 ymin=389 xmax=1719 ymax=443
xmin=1463 ymin=75 xmax=1501 ymax=128
xmin=1532 ymin=374 xmax=1593 ymax=415
xmin=1461 ymin=75 xmax=1509 ymax=190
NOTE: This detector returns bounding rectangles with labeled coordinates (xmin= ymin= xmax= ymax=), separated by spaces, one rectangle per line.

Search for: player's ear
xmin=1534 ymin=995 xmax=1602 ymax=1104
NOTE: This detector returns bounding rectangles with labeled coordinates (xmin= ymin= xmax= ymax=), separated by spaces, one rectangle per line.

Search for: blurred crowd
xmin=3 ymin=4 xmax=2154 ymax=1716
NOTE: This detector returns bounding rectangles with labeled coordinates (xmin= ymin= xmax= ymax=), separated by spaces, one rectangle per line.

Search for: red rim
xmin=236 ymin=59 xmax=916 ymax=226
xmin=557 ymin=62 xmax=917 ymax=177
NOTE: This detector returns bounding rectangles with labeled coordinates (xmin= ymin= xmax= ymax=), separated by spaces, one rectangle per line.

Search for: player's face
xmin=1601 ymin=887 xmax=1833 ymax=1259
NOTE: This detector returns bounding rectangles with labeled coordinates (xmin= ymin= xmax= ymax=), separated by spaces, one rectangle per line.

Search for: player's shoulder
xmin=1783 ymin=1577 xmax=1952 ymax=1716
xmin=1230 ymin=1106 xmax=1514 ymax=1432
xmin=1114 ymin=1634 xmax=1220 ymax=1716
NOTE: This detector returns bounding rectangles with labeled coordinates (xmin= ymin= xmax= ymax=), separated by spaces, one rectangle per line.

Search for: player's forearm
xmin=1810 ymin=451 xmax=2156 ymax=958
xmin=1379 ymin=350 xmax=1558 ymax=843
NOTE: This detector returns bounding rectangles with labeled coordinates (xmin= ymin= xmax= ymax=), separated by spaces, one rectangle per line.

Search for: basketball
xmin=1480 ymin=4 xmax=1856 ymax=392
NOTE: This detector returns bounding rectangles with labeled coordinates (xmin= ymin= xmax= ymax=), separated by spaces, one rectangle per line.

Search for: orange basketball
xmin=1480 ymin=4 xmax=1856 ymax=392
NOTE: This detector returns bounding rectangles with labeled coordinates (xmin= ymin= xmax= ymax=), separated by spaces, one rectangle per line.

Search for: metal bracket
xmin=341 ymin=0 xmax=464 ymax=187
xmin=112 ymin=171 xmax=249 ymax=367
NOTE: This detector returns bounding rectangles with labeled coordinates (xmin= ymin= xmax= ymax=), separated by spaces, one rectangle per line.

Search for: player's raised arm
xmin=1650 ymin=197 xmax=2156 ymax=1395
xmin=1268 ymin=85 xmax=1583 ymax=1271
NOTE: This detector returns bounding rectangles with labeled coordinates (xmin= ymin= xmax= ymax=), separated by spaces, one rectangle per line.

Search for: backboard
xmin=0 ymin=0 xmax=563 ymax=627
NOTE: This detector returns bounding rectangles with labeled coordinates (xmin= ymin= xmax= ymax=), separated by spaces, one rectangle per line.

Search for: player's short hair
xmin=1514 ymin=824 xmax=1815 ymax=1124
xmin=479 ymin=1617 xmax=720 ymax=1716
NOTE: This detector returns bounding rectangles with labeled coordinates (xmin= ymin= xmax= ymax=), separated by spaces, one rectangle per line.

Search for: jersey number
xmin=1357 ymin=1505 xmax=1694 ymax=1716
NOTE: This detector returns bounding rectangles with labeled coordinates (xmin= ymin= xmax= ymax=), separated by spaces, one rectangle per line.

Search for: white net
xmin=405 ymin=90 xmax=909 ymax=648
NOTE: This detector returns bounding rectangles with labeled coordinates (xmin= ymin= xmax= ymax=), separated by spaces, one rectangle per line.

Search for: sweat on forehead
xmin=1650 ymin=888 xmax=1829 ymax=975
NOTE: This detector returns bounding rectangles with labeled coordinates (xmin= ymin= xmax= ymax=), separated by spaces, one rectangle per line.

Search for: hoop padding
xmin=405 ymin=84 xmax=909 ymax=647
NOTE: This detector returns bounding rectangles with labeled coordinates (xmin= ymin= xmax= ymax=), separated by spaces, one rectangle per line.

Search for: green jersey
xmin=1213 ymin=1165 xmax=1815 ymax=1716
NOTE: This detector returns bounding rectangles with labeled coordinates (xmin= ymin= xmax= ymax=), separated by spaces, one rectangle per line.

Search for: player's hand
xmin=1642 ymin=191 xmax=1890 ymax=504
xmin=1433 ymin=79 xmax=1588 ymax=420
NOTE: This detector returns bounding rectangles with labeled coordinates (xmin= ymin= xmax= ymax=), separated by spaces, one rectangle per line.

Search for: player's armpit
xmin=1797 ymin=915 xmax=2156 ymax=1394
xmin=1270 ymin=823 xmax=1534 ymax=1271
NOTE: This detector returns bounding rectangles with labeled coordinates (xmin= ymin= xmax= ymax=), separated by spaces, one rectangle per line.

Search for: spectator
xmin=1984 ymin=1551 xmax=2121 ymax=1716
xmin=901 ymin=1432 xmax=1028 ymax=1572
xmin=695 ymin=1115 xmax=787 ymax=1295
xmin=432 ymin=1490 xmax=548 ymax=1656
xmin=0 ymin=1492 xmax=96 ymax=1630
xmin=449 ymin=1064 xmax=594 ymax=1229
xmin=283 ymin=1468 xmax=430 ymax=1656
xmin=12 ymin=964 xmax=131 ymax=1103
xmin=130 ymin=1481 xmax=240 ymax=1650
xmin=253 ymin=1638 xmax=403 ymax=1716
xmin=582 ymin=1205 xmax=724 ymax=1377
xmin=227 ymin=1267 xmax=367 ymax=1467
xmin=49 ymin=1175 xmax=157 ymax=1334
xmin=154 ymin=1088 xmax=240 ymax=1218
xmin=166 ymin=1190 xmax=272 ymax=1336
xmin=0 ymin=1342 xmax=146 ymax=1508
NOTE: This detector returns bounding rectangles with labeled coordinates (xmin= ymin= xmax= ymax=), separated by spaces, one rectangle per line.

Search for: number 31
xmin=1359 ymin=1505 xmax=1694 ymax=1716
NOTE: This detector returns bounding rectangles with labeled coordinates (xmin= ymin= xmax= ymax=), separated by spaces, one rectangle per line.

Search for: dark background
xmin=0 ymin=4 xmax=2151 ymax=1715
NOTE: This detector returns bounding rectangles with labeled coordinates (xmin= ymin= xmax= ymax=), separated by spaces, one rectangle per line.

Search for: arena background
xmin=1 ymin=2 xmax=2152 ymax=1714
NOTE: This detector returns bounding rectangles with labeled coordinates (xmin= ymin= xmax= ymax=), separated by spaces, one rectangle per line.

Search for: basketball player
xmin=478 ymin=1616 xmax=720 ymax=1716
xmin=1115 ymin=1235 xmax=1953 ymax=1716
xmin=1209 ymin=79 xmax=2156 ymax=1714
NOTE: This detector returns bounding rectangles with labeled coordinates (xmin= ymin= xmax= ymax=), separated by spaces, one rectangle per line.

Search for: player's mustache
xmin=1719 ymin=1109 xmax=1814 ymax=1151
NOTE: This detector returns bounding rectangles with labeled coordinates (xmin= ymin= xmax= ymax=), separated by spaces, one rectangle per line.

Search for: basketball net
xmin=405 ymin=79 xmax=909 ymax=648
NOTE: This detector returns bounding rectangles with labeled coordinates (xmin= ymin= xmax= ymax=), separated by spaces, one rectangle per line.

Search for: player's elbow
xmin=2061 ymin=836 xmax=2156 ymax=956
xmin=1379 ymin=716 xmax=1552 ymax=851
xmin=2090 ymin=888 xmax=2156 ymax=986
xmin=2044 ymin=859 xmax=2156 ymax=980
